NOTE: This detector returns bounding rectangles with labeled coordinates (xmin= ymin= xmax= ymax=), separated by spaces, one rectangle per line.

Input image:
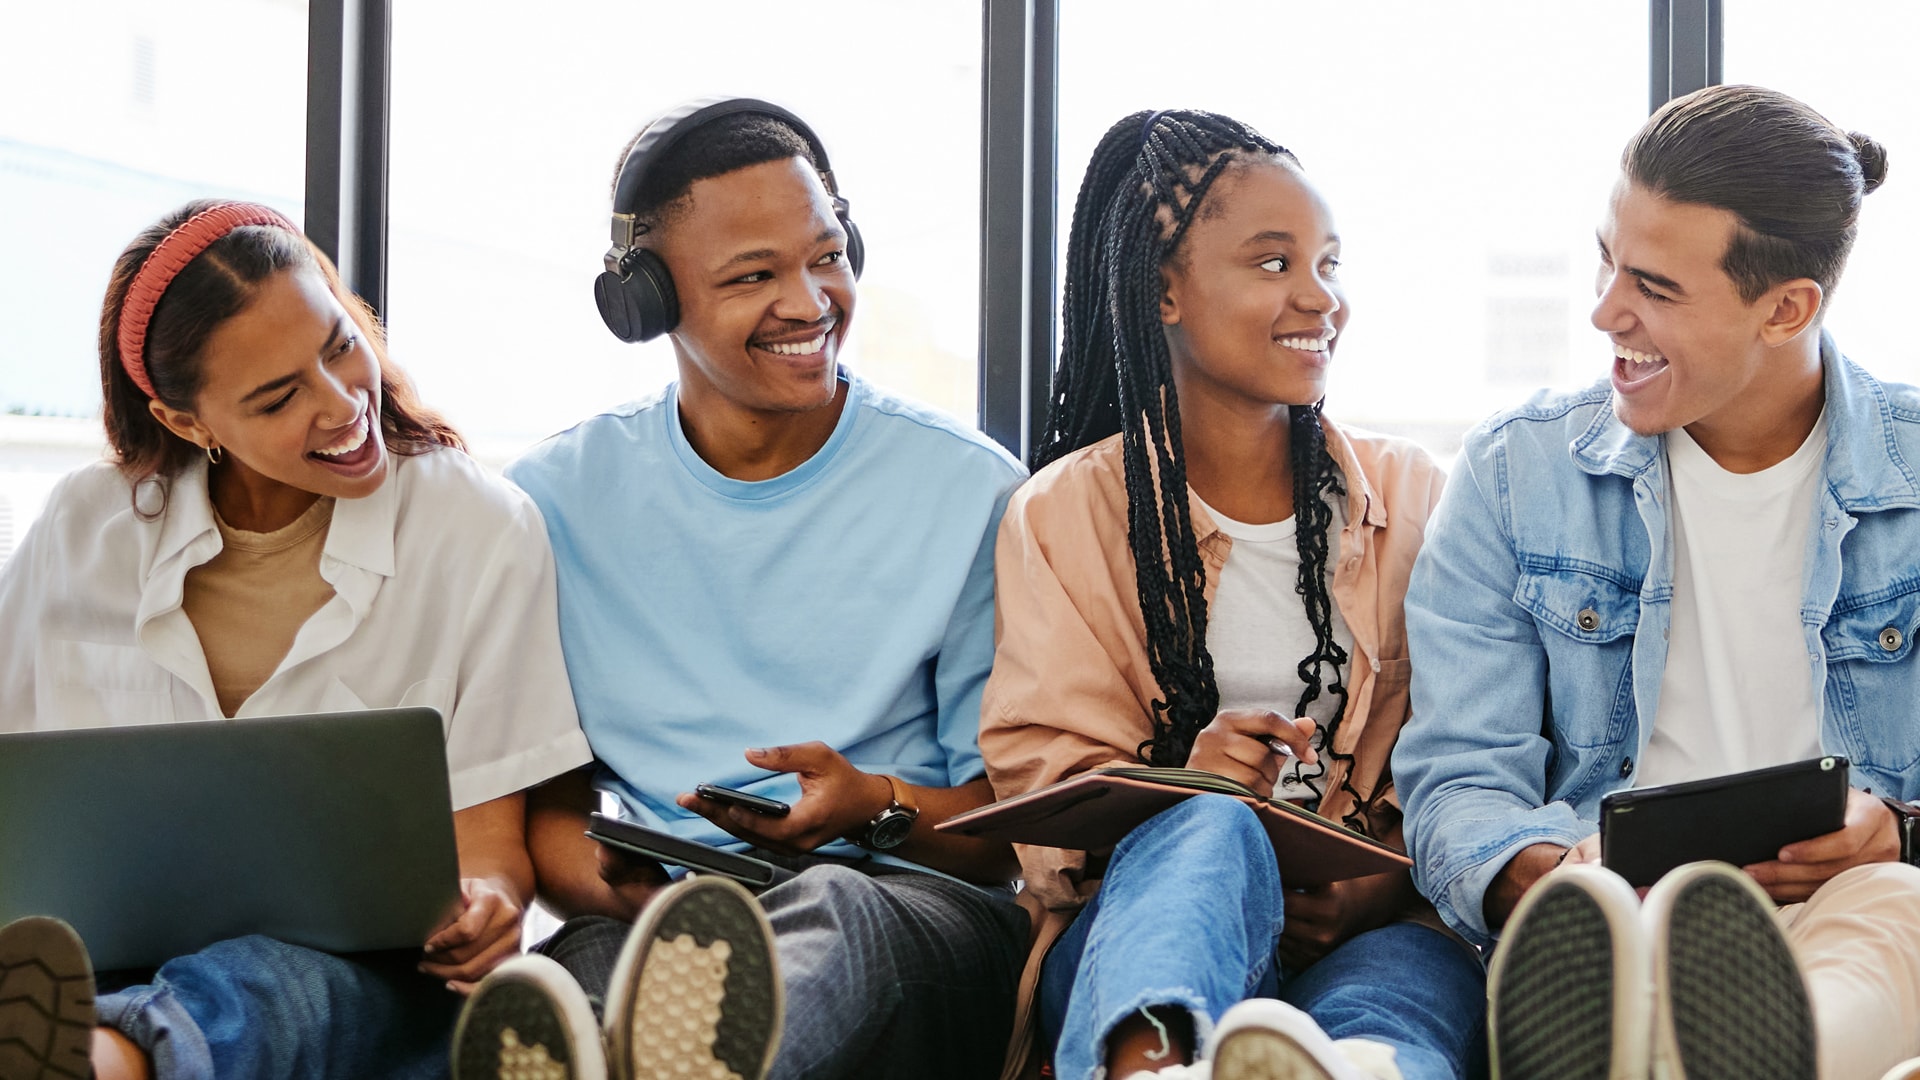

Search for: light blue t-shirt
xmin=507 ymin=372 xmax=1025 ymax=870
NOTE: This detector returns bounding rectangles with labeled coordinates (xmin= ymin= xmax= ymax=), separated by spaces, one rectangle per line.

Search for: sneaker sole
xmin=1646 ymin=862 xmax=1815 ymax=1080
xmin=1488 ymin=864 xmax=1648 ymax=1080
xmin=604 ymin=876 xmax=781 ymax=1080
xmin=451 ymin=953 xmax=606 ymax=1080
xmin=1212 ymin=1027 xmax=1340 ymax=1080
xmin=0 ymin=917 xmax=95 ymax=1080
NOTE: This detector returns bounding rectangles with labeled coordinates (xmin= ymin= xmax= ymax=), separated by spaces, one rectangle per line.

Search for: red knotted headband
xmin=116 ymin=202 xmax=298 ymax=399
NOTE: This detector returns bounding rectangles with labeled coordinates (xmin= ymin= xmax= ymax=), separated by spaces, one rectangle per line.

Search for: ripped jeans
xmin=1038 ymin=796 xmax=1487 ymax=1080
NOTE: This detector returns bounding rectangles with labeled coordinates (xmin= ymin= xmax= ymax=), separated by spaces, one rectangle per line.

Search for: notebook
xmin=936 ymin=767 xmax=1411 ymax=886
xmin=0 ymin=708 xmax=461 ymax=970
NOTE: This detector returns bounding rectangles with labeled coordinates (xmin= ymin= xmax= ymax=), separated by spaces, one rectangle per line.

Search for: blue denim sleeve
xmin=1395 ymin=432 xmax=1590 ymax=947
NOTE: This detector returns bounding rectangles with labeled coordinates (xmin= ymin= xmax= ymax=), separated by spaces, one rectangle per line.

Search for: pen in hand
xmin=1264 ymin=737 xmax=1297 ymax=759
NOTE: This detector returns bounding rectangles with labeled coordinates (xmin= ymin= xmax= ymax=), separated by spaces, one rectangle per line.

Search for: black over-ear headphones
xmin=594 ymin=97 xmax=866 ymax=344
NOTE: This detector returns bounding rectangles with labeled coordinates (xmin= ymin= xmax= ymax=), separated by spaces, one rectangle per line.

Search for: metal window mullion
xmin=305 ymin=0 xmax=391 ymax=317
xmin=980 ymin=0 xmax=1054 ymax=460
xmin=1651 ymin=0 xmax=1722 ymax=113
xmin=1024 ymin=0 xmax=1058 ymax=461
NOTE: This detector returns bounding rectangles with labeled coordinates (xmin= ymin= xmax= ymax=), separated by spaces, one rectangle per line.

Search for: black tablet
xmin=1600 ymin=756 xmax=1849 ymax=887
xmin=586 ymin=812 xmax=793 ymax=888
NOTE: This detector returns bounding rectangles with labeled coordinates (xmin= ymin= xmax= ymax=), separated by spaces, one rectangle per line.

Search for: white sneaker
xmin=603 ymin=875 xmax=782 ymax=1080
xmin=1120 ymin=1063 xmax=1211 ymax=1080
xmin=1879 ymin=1057 xmax=1920 ymax=1080
xmin=450 ymin=953 xmax=607 ymax=1080
xmin=1487 ymin=863 xmax=1649 ymax=1080
xmin=1643 ymin=861 xmax=1814 ymax=1080
xmin=1202 ymin=999 xmax=1400 ymax=1080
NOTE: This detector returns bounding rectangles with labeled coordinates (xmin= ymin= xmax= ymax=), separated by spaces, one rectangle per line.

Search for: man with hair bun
xmin=1397 ymin=83 xmax=1920 ymax=1080
xmin=449 ymin=101 xmax=1028 ymax=1080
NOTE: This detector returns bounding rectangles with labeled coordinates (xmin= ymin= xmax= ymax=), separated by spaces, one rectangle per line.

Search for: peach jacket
xmin=978 ymin=419 xmax=1449 ymax=1077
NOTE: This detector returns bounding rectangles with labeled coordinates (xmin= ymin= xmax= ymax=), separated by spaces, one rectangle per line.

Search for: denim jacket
xmin=1395 ymin=335 xmax=1920 ymax=946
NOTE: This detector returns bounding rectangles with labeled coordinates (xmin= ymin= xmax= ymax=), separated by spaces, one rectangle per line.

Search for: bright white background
xmin=3 ymin=2 xmax=1916 ymax=571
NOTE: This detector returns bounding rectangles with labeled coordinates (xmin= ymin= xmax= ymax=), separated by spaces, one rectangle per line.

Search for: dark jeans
xmin=538 ymin=853 xmax=1027 ymax=1080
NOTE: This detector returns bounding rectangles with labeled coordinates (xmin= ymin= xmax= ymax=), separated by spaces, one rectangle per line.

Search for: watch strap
xmin=1882 ymin=796 xmax=1920 ymax=866
xmin=882 ymin=774 xmax=919 ymax=816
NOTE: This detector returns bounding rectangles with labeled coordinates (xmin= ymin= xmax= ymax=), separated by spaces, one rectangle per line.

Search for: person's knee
xmin=773 ymin=864 xmax=894 ymax=931
xmin=1131 ymin=795 xmax=1264 ymax=855
xmin=1112 ymin=796 xmax=1269 ymax=891
xmin=1813 ymin=860 xmax=1920 ymax=911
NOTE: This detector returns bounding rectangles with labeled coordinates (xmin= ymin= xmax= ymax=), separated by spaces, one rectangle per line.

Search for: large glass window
xmin=386 ymin=3 xmax=982 ymax=463
xmin=0 ymin=0 xmax=308 ymax=566
xmin=1057 ymin=1 xmax=1648 ymax=460
xmin=1724 ymin=0 xmax=1920 ymax=386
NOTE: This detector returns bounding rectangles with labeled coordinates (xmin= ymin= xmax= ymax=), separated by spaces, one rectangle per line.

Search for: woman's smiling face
xmin=151 ymin=265 xmax=389 ymax=506
xmin=1159 ymin=158 xmax=1349 ymax=418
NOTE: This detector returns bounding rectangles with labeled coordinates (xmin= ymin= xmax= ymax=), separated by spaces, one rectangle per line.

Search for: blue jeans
xmin=95 ymin=935 xmax=460 ymax=1079
xmin=1038 ymin=797 xmax=1487 ymax=1080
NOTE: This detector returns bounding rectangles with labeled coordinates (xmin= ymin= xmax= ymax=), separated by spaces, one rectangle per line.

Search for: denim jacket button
xmin=1619 ymin=757 xmax=1634 ymax=778
xmin=1881 ymin=626 xmax=1904 ymax=652
xmin=1577 ymin=608 xmax=1601 ymax=632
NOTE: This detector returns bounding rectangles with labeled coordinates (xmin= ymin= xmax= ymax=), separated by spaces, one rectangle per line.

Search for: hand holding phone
xmin=694 ymin=782 xmax=792 ymax=818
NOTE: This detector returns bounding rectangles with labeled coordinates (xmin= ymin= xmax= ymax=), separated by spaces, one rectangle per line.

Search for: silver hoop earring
xmin=205 ymin=444 xmax=223 ymax=465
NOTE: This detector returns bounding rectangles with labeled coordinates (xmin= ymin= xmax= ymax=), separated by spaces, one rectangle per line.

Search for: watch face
xmin=868 ymin=810 xmax=915 ymax=850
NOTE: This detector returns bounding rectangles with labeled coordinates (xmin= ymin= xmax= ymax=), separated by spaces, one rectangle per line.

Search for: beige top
xmin=183 ymin=496 xmax=337 ymax=716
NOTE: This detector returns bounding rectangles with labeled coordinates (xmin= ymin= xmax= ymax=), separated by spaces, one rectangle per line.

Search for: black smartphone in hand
xmin=694 ymin=782 xmax=792 ymax=817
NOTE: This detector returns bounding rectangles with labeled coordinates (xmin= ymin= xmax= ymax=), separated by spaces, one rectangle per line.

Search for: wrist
xmin=1487 ymin=843 xmax=1566 ymax=930
xmin=847 ymin=774 xmax=920 ymax=851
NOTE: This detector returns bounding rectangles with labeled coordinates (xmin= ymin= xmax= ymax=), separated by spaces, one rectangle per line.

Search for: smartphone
xmin=694 ymin=782 xmax=792 ymax=818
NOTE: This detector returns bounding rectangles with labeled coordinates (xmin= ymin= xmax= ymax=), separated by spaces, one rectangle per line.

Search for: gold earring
xmin=205 ymin=443 xmax=223 ymax=465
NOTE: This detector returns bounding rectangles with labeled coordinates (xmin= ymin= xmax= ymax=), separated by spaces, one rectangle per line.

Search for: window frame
xmin=308 ymin=1 xmax=1721 ymax=458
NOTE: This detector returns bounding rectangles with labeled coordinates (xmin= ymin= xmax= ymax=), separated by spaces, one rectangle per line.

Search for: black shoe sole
xmin=1651 ymin=864 xmax=1815 ymax=1080
xmin=0 ymin=917 xmax=95 ymax=1080
xmin=1490 ymin=867 xmax=1646 ymax=1080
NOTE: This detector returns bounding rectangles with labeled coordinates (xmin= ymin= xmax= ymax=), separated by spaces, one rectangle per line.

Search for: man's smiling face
xmin=650 ymin=156 xmax=856 ymax=418
xmin=1592 ymin=177 xmax=1784 ymax=439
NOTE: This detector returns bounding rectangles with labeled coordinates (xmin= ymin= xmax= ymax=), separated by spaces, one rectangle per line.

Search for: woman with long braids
xmin=980 ymin=111 xmax=1486 ymax=1080
xmin=0 ymin=200 xmax=589 ymax=1079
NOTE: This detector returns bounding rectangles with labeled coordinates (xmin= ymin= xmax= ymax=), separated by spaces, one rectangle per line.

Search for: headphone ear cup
xmin=593 ymin=249 xmax=679 ymax=343
xmin=842 ymin=216 xmax=866 ymax=280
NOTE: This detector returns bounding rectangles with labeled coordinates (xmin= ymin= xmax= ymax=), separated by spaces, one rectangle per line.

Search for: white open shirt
xmin=0 ymin=448 xmax=592 ymax=811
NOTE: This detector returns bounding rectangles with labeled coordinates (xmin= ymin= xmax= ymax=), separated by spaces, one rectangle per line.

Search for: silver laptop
xmin=0 ymin=708 xmax=460 ymax=971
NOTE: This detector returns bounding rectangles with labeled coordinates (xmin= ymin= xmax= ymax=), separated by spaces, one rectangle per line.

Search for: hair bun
xmin=1849 ymin=131 xmax=1889 ymax=194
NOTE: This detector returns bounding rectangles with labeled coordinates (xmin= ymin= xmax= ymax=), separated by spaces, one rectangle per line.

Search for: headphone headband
xmin=609 ymin=96 xmax=844 ymax=252
xmin=117 ymin=202 xmax=298 ymax=400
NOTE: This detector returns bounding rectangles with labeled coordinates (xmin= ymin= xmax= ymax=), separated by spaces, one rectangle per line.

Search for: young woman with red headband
xmin=0 ymin=200 xmax=592 ymax=1080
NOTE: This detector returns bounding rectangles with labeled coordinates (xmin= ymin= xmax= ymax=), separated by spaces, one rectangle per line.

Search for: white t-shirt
xmin=1638 ymin=412 xmax=1829 ymax=788
xmin=1194 ymin=491 xmax=1355 ymax=803
xmin=0 ymin=449 xmax=592 ymax=810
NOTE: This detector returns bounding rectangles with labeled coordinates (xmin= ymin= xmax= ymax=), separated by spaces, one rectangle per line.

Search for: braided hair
xmin=1035 ymin=109 xmax=1371 ymax=831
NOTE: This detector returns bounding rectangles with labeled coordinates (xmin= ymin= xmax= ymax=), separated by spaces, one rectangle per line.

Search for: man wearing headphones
xmin=451 ymin=100 xmax=1028 ymax=1080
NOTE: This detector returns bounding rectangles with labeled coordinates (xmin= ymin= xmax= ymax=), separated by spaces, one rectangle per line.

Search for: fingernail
xmin=746 ymin=747 xmax=768 ymax=756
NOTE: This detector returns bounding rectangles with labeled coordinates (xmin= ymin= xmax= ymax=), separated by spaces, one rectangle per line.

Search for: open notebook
xmin=937 ymin=767 xmax=1411 ymax=887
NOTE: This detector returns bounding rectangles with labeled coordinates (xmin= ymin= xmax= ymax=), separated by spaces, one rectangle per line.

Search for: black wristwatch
xmin=854 ymin=775 xmax=919 ymax=851
xmin=1883 ymin=796 xmax=1920 ymax=867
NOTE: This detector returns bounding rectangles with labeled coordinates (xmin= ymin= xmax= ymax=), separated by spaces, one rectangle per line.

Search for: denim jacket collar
xmin=1568 ymin=331 xmax=1920 ymax=512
